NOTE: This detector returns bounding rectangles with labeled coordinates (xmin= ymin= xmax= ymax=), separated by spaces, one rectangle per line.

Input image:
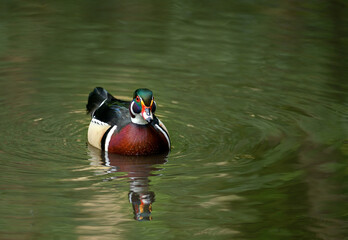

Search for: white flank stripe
xmin=104 ymin=125 xmax=117 ymax=152
xmin=155 ymin=124 xmax=171 ymax=150
xmin=158 ymin=120 xmax=169 ymax=135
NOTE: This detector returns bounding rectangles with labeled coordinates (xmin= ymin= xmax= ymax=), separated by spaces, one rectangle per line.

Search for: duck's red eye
xmin=136 ymin=96 xmax=140 ymax=102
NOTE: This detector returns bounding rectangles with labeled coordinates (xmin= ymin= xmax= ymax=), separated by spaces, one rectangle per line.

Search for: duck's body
xmin=87 ymin=87 xmax=170 ymax=155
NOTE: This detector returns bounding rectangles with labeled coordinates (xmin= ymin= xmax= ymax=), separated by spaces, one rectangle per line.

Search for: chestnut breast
xmin=108 ymin=123 xmax=169 ymax=155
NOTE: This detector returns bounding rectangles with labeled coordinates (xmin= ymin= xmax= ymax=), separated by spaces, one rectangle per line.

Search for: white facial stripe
xmin=104 ymin=125 xmax=117 ymax=152
xmin=131 ymin=97 xmax=153 ymax=125
xmin=154 ymin=123 xmax=171 ymax=150
xmin=130 ymin=101 xmax=136 ymax=116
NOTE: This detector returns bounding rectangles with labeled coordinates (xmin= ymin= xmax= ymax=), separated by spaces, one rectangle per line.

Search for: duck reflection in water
xmin=88 ymin=145 xmax=167 ymax=221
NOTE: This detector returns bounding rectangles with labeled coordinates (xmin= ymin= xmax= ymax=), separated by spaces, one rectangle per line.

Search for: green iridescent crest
xmin=133 ymin=88 xmax=153 ymax=106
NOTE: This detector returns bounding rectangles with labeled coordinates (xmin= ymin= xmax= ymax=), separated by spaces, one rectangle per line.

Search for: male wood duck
xmin=86 ymin=87 xmax=171 ymax=155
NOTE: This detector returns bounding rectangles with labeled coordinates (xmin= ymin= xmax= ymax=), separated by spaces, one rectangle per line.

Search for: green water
xmin=0 ymin=1 xmax=347 ymax=239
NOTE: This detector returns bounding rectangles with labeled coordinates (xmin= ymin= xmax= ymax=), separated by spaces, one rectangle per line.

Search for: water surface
xmin=0 ymin=1 xmax=347 ymax=240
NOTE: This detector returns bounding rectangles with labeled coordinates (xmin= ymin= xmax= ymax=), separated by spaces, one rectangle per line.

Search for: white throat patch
xmin=131 ymin=114 xmax=148 ymax=125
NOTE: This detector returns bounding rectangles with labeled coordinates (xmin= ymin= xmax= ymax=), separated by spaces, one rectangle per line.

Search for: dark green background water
xmin=0 ymin=1 xmax=347 ymax=239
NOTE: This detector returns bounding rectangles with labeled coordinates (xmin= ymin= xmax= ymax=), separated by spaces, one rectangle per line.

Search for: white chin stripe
xmin=104 ymin=125 xmax=117 ymax=152
xmin=154 ymin=123 xmax=171 ymax=150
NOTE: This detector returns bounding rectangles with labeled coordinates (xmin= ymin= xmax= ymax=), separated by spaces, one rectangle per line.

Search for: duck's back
xmin=87 ymin=87 xmax=131 ymax=150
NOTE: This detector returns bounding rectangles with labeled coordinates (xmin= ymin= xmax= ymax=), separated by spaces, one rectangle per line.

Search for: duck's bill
xmin=142 ymin=107 xmax=153 ymax=123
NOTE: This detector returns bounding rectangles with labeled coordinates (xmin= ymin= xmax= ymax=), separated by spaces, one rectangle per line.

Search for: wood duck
xmin=86 ymin=87 xmax=171 ymax=155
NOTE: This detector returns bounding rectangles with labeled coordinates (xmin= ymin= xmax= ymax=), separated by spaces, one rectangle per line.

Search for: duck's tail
xmin=86 ymin=87 xmax=112 ymax=116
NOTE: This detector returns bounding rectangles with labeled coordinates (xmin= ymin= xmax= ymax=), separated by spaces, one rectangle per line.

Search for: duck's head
xmin=129 ymin=88 xmax=157 ymax=125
